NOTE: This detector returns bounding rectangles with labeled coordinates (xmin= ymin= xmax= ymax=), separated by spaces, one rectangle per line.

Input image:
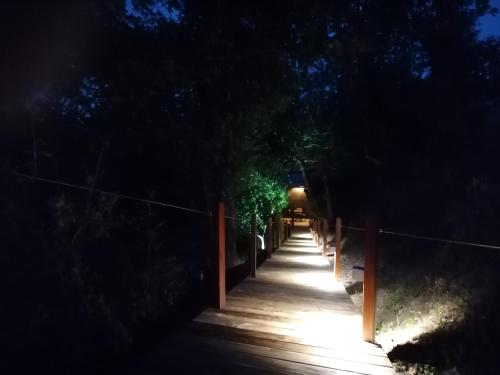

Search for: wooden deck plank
xmin=166 ymin=335 xmax=360 ymax=374
xmin=193 ymin=309 xmax=382 ymax=356
xmin=171 ymin=333 xmax=395 ymax=375
xmin=187 ymin=322 xmax=391 ymax=360
xmin=126 ymin=226 xmax=394 ymax=374
xmin=186 ymin=323 xmax=394 ymax=367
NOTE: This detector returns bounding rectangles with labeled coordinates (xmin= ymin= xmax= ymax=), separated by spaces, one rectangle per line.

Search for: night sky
xmin=478 ymin=0 xmax=500 ymax=38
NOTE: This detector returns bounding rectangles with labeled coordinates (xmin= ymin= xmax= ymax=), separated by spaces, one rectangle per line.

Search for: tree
xmin=235 ymin=171 xmax=288 ymax=234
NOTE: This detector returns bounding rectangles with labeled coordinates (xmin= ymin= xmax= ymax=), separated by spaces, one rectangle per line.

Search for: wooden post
xmin=313 ymin=218 xmax=317 ymax=244
xmin=282 ymin=219 xmax=285 ymax=243
xmin=267 ymin=217 xmax=273 ymax=258
xmin=249 ymin=214 xmax=256 ymax=278
xmin=363 ymin=219 xmax=377 ymax=342
xmin=275 ymin=216 xmax=280 ymax=250
xmin=335 ymin=217 xmax=342 ymax=281
xmin=277 ymin=217 xmax=281 ymax=244
xmin=322 ymin=218 xmax=328 ymax=256
xmin=216 ymin=202 xmax=226 ymax=309
xmin=316 ymin=219 xmax=320 ymax=246
xmin=280 ymin=217 xmax=286 ymax=243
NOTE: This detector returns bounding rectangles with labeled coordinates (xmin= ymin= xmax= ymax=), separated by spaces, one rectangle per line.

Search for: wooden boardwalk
xmin=128 ymin=225 xmax=394 ymax=374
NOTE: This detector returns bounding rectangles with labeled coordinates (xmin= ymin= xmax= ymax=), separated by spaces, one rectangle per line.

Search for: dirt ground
xmin=327 ymin=230 xmax=500 ymax=374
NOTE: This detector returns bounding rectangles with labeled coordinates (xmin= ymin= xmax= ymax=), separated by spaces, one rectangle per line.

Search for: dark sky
xmin=123 ymin=0 xmax=500 ymax=39
xmin=478 ymin=0 xmax=500 ymax=38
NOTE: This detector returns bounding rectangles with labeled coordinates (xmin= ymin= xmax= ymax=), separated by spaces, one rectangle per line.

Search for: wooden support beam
xmin=335 ymin=217 xmax=342 ymax=281
xmin=316 ymin=219 xmax=320 ymax=246
xmin=275 ymin=216 xmax=280 ymax=250
xmin=281 ymin=219 xmax=285 ymax=242
xmin=322 ymin=218 xmax=328 ymax=256
xmin=313 ymin=219 xmax=318 ymax=245
xmin=277 ymin=217 xmax=281 ymax=244
xmin=363 ymin=219 xmax=377 ymax=342
xmin=267 ymin=217 xmax=273 ymax=258
xmin=216 ymin=202 xmax=226 ymax=309
xmin=249 ymin=214 xmax=257 ymax=277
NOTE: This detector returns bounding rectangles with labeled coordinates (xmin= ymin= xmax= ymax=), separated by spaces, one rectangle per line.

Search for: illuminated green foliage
xmin=236 ymin=172 xmax=288 ymax=233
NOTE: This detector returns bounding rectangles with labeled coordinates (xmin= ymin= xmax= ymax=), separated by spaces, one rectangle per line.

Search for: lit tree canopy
xmin=236 ymin=172 xmax=288 ymax=233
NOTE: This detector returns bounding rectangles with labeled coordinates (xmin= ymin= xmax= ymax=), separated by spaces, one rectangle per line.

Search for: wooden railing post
xmin=282 ymin=219 xmax=286 ymax=242
xmin=216 ymin=202 xmax=226 ymax=309
xmin=312 ymin=218 xmax=315 ymax=243
xmin=316 ymin=219 xmax=320 ymax=247
xmin=249 ymin=214 xmax=257 ymax=278
xmin=277 ymin=217 xmax=281 ymax=244
xmin=363 ymin=219 xmax=377 ymax=342
xmin=275 ymin=216 xmax=280 ymax=250
xmin=267 ymin=217 xmax=273 ymax=258
xmin=312 ymin=218 xmax=315 ymax=242
xmin=316 ymin=219 xmax=320 ymax=246
xmin=322 ymin=218 xmax=328 ymax=256
xmin=334 ymin=217 xmax=342 ymax=280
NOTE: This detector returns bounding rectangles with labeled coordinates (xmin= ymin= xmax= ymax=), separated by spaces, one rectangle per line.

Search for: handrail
xmin=2 ymin=170 xmax=213 ymax=216
xmin=342 ymin=224 xmax=500 ymax=251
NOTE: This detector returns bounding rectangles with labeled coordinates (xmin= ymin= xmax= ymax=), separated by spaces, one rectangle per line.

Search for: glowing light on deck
xmin=291 ymin=255 xmax=329 ymax=266
xmin=292 ymin=271 xmax=338 ymax=292
xmin=294 ymin=310 xmax=363 ymax=346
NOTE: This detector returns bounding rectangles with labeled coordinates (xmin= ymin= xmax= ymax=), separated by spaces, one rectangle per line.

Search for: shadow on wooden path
xmin=126 ymin=226 xmax=395 ymax=374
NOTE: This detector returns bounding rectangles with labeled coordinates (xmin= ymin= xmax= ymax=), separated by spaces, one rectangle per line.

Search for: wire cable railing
xmin=342 ymin=224 xmax=500 ymax=251
xmin=2 ymin=170 xmax=213 ymax=216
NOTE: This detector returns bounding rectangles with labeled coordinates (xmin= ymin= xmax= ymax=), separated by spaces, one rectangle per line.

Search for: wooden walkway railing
xmin=310 ymin=216 xmax=378 ymax=343
xmin=126 ymin=221 xmax=394 ymax=374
